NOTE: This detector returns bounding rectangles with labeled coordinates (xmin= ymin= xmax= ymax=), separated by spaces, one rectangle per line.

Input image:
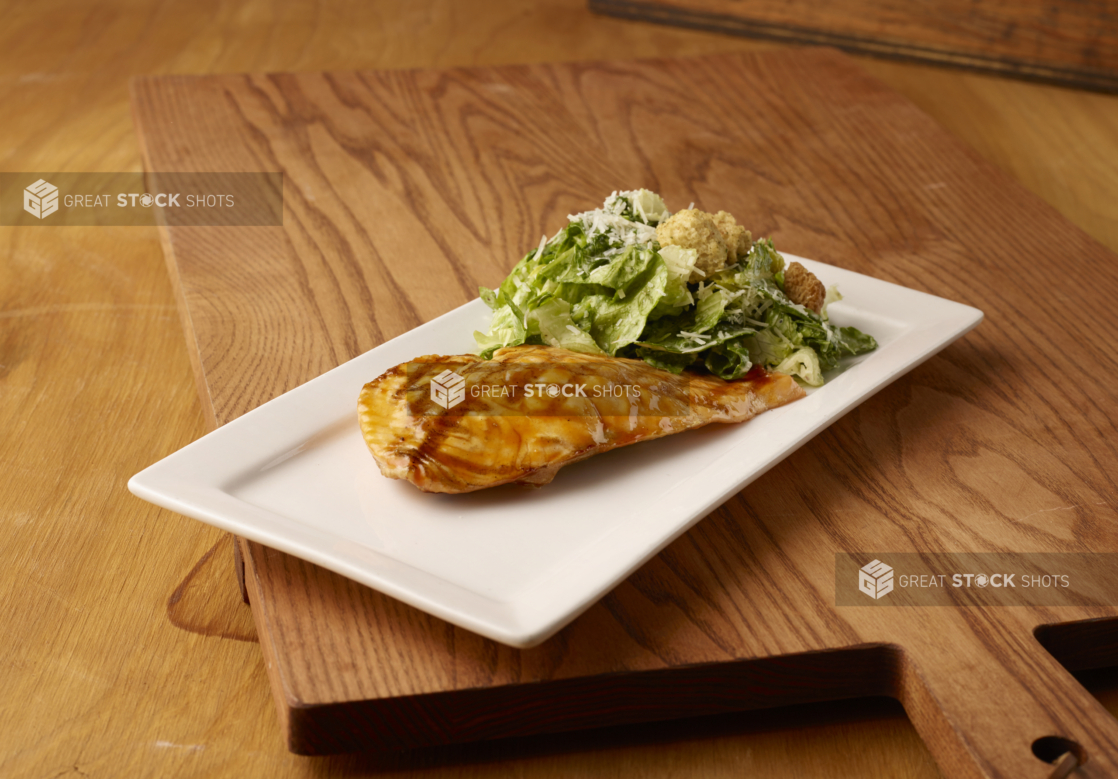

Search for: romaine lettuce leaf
xmin=527 ymin=298 xmax=603 ymax=354
xmin=474 ymin=303 xmax=527 ymax=359
xmin=587 ymin=245 xmax=658 ymax=291
xmin=569 ymin=250 xmax=668 ymax=355
xmin=651 ymin=244 xmax=697 ymax=318
xmin=633 ymin=347 xmax=696 ymax=374
xmin=704 ymin=339 xmax=754 ymax=380
xmin=774 ymin=346 xmax=824 ymax=386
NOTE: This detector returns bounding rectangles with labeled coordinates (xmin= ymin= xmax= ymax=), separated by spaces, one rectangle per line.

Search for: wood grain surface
xmin=129 ymin=47 xmax=1118 ymax=776
xmin=4 ymin=1 xmax=1118 ymax=778
xmin=590 ymin=0 xmax=1118 ymax=93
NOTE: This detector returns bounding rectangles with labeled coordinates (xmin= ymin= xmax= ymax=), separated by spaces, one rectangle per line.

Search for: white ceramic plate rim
xmin=129 ymin=256 xmax=982 ymax=647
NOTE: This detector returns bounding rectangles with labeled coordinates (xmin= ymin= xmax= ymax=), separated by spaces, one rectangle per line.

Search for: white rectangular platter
xmin=129 ymin=256 xmax=982 ymax=647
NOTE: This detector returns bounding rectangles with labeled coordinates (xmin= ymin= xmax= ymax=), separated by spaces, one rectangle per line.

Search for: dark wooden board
xmin=590 ymin=0 xmax=1118 ymax=93
xmin=131 ymin=50 xmax=1118 ymax=776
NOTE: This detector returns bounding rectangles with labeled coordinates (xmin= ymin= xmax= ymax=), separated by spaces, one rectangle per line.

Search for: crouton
xmin=711 ymin=211 xmax=751 ymax=263
xmin=655 ymin=209 xmax=729 ymax=282
xmin=783 ymin=262 xmax=826 ymax=314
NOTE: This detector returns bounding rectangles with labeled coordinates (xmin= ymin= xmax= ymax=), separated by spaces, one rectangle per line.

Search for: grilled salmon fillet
xmin=358 ymin=345 xmax=805 ymax=493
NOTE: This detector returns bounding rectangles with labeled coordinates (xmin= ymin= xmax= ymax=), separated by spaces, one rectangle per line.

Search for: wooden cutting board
xmin=590 ymin=0 xmax=1118 ymax=93
xmin=130 ymin=50 xmax=1118 ymax=777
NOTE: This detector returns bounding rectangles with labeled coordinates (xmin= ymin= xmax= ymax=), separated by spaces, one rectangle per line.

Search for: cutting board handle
xmin=899 ymin=620 xmax=1118 ymax=778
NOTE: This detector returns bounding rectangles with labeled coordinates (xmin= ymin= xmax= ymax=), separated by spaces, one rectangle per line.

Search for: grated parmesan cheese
xmin=568 ymin=207 xmax=657 ymax=247
xmin=633 ymin=196 xmax=647 ymax=223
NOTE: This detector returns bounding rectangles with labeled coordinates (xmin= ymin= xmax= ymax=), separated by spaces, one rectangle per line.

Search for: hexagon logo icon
xmin=858 ymin=559 xmax=894 ymax=600
xmin=430 ymin=369 xmax=466 ymax=410
xmin=24 ymin=179 xmax=59 ymax=219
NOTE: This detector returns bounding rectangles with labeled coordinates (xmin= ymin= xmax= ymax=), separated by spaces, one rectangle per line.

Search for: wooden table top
xmin=2 ymin=2 xmax=1116 ymax=777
